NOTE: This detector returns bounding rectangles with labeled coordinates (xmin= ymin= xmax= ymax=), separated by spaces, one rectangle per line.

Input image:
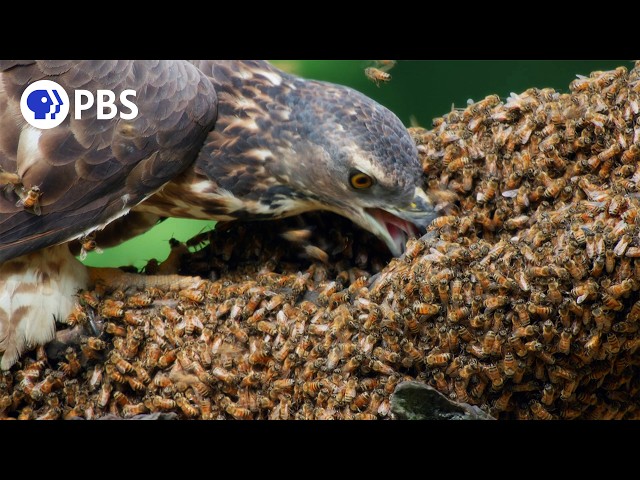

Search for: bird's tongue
xmin=369 ymin=208 xmax=419 ymax=254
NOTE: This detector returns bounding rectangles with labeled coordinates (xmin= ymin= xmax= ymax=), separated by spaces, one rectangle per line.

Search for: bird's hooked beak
xmin=362 ymin=187 xmax=438 ymax=256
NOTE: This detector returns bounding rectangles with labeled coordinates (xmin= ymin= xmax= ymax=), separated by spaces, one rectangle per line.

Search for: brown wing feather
xmin=0 ymin=60 xmax=218 ymax=262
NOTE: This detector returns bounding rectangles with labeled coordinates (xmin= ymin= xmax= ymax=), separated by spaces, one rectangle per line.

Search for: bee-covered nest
xmin=2 ymin=63 xmax=640 ymax=420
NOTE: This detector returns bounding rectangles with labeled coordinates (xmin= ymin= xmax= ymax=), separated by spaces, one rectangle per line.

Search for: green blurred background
xmin=81 ymin=60 xmax=631 ymax=270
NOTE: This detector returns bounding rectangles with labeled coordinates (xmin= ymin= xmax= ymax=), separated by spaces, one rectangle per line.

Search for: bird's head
xmin=159 ymin=61 xmax=438 ymax=256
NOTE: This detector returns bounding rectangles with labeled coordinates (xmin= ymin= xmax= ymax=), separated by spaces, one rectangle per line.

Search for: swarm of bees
xmin=3 ymin=63 xmax=640 ymax=420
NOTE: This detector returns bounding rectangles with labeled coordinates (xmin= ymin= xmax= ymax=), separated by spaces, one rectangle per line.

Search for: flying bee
xmin=365 ymin=67 xmax=391 ymax=86
xmin=15 ymin=185 xmax=42 ymax=215
xmin=78 ymin=232 xmax=103 ymax=260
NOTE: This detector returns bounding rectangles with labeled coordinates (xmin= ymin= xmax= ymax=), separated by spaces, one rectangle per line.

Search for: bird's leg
xmin=87 ymin=267 xmax=203 ymax=292
xmin=0 ymin=245 xmax=90 ymax=369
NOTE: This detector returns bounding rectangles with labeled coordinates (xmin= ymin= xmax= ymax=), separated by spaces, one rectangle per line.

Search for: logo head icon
xmin=20 ymin=80 xmax=70 ymax=129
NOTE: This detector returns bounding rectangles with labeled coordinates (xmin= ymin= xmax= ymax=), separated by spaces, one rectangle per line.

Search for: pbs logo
xmin=20 ymin=80 xmax=70 ymax=129
xmin=20 ymin=80 xmax=138 ymax=130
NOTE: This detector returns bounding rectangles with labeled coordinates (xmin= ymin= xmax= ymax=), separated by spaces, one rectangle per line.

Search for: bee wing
xmin=0 ymin=61 xmax=218 ymax=262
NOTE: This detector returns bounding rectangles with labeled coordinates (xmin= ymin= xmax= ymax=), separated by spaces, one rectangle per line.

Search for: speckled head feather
xmin=142 ymin=60 xmax=434 ymax=254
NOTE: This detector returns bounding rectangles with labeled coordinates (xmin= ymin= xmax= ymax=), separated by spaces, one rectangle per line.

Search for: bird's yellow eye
xmin=350 ymin=171 xmax=374 ymax=189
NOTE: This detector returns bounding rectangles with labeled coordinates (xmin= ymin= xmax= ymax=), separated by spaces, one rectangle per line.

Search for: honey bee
xmin=448 ymin=306 xmax=470 ymax=325
xmin=81 ymin=336 xmax=106 ymax=359
xmin=476 ymin=177 xmax=499 ymax=204
xmin=604 ymin=332 xmax=621 ymax=355
xmin=15 ymin=185 xmax=42 ymax=215
xmin=365 ymin=67 xmax=391 ymax=86
xmin=353 ymin=412 xmax=377 ymax=421
xmin=348 ymin=276 xmax=368 ymax=295
xmin=560 ymin=380 xmax=578 ymax=401
xmin=481 ymin=330 xmax=496 ymax=356
xmin=179 ymin=288 xmax=204 ymax=304
xmin=530 ymin=400 xmax=554 ymax=420
xmin=454 ymin=379 xmax=469 ymax=403
xmin=111 ymin=352 xmax=135 ymax=376
xmin=147 ymin=396 xmax=176 ymax=412
xmin=607 ymin=278 xmax=635 ymax=299
xmin=411 ymin=301 xmax=440 ymax=318
xmin=565 ymin=258 xmax=588 ymax=281
xmin=370 ymin=359 xmax=395 ymax=375
xmin=398 ymin=312 xmax=419 ymax=335
xmin=492 ymin=271 xmax=517 ymax=291
xmin=175 ymin=393 xmax=200 ymax=418
xmin=125 ymin=376 xmax=147 ymax=392
xmin=248 ymin=346 xmax=271 ymax=366
xmin=100 ymin=299 xmax=124 ymax=319
xmin=621 ymin=144 xmax=640 ymax=164
xmin=341 ymin=377 xmax=358 ymax=404
xmin=467 ymin=375 xmax=488 ymax=399
xmin=59 ymin=349 xmax=81 ymax=377
xmin=508 ymin=334 xmax=528 ymax=358
xmin=104 ymin=322 xmax=127 ymax=338
xmin=504 ymin=215 xmax=530 ymax=231
xmin=78 ymin=233 xmax=103 ymax=260
xmin=483 ymin=295 xmax=508 ymax=313
xmin=401 ymin=340 xmax=422 ymax=364
xmin=612 ymin=321 xmax=638 ymax=334
xmin=431 ymin=370 xmax=449 ymax=393
xmin=280 ymin=228 xmax=313 ymax=244
xmin=601 ymin=292 xmax=623 ymax=312
xmin=489 ymin=389 xmax=512 ymax=413
xmin=501 ymin=350 xmax=517 ymax=376
xmin=425 ymin=352 xmax=451 ymax=367
xmin=157 ymin=349 xmax=178 ymax=370
xmin=626 ymin=300 xmax=640 ymax=324
xmin=604 ymin=250 xmax=616 ymax=274
xmin=342 ymin=354 xmax=363 ymax=374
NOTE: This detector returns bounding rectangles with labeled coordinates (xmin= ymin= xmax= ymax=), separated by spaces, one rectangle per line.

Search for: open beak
xmin=362 ymin=187 xmax=438 ymax=256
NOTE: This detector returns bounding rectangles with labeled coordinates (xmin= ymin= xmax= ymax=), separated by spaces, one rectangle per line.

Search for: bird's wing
xmin=0 ymin=60 xmax=218 ymax=262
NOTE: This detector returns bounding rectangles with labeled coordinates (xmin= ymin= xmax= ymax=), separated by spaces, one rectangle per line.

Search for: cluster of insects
xmin=394 ymin=62 xmax=640 ymax=419
xmin=3 ymin=63 xmax=640 ymax=420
